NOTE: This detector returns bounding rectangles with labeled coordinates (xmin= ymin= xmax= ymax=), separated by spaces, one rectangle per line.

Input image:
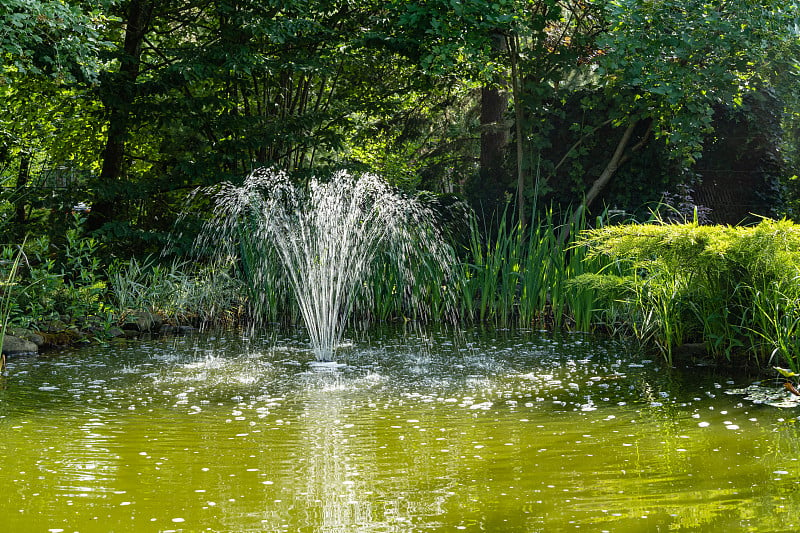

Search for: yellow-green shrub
xmin=573 ymin=219 xmax=800 ymax=368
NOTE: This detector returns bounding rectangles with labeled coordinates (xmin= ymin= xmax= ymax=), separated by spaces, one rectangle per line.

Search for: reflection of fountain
xmin=300 ymin=384 xmax=373 ymax=532
xmin=293 ymin=371 xmax=459 ymax=532
xmin=205 ymin=169 xmax=453 ymax=362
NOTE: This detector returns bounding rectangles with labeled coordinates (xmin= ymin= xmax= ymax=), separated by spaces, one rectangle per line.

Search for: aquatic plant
xmin=456 ymin=205 xmax=603 ymax=330
xmin=0 ymin=240 xmax=25 ymax=370
xmin=107 ymin=256 xmax=244 ymax=326
xmin=750 ymin=283 xmax=800 ymax=372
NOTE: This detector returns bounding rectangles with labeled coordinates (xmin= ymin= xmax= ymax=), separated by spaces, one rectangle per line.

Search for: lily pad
xmin=726 ymin=384 xmax=800 ymax=408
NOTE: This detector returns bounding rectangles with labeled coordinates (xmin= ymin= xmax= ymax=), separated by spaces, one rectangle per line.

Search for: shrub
xmin=574 ymin=218 xmax=800 ymax=368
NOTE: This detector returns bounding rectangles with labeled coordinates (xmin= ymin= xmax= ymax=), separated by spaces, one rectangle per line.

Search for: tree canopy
xmin=1 ymin=0 xmax=798 ymax=254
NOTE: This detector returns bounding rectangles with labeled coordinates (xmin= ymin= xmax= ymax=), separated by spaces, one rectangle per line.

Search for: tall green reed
xmin=457 ymin=206 xmax=601 ymax=329
xmin=108 ymin=256 xmax=245 ymax=326
xmin=0 ymin=240 xmax=26 ymax=370
xmin=750 ymin=281 xmax=800 ymax=372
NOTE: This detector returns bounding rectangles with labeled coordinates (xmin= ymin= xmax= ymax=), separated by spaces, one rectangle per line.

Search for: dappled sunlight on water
xmin=0 ymin=328 xmax=799 ymax=531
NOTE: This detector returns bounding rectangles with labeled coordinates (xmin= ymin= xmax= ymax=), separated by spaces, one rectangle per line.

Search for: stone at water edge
xmin=159 ymin=324 xmax=198 ymax=335
xmin=7 ymin=327 xmax=45 ymax=347
xmin=122 ymin=309 xmax=164 ymax=332
xmin=2 ymin=335 xmax=38 ymax=355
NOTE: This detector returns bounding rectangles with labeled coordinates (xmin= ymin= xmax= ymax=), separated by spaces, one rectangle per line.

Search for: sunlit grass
xmin=573 ymin=218 xmax=800 ymax=368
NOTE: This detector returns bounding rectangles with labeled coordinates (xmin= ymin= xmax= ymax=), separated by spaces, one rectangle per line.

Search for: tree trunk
xmin=479 ymin=85 xmax=508 ymax=181
xmin=583 ymin=121 xmax=637 ymax=211
xmin=508 ymin=34 xmax=525 ymax=226
xmin=88 ymin=0 xmax=154 ymax=232
xmin=472 ymin=32 xmax=510 ymax=228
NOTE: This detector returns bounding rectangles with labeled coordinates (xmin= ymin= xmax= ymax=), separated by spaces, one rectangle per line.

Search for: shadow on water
xmin=0 ymin=326 xmax=799 ymax=532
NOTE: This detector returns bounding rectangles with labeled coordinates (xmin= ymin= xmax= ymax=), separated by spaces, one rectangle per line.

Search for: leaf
xmin=774 ymin=366 xmax=799 ymax=378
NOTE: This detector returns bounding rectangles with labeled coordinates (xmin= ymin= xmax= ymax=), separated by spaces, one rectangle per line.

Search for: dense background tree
xmin=82 ymin=0 xmax=449 ymax=253
xmin=1 ymin=0 xmax=798 ymax=256
xmin=0 ymin=0 xmax=112 ymax=243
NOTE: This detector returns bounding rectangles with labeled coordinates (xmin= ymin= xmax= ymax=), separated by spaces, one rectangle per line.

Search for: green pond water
xmin=1 ymin=328 xmax=799 ymax=532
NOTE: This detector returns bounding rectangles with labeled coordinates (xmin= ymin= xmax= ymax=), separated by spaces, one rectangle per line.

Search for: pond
xmin=1 ymin=327 xmax=798 ymax=532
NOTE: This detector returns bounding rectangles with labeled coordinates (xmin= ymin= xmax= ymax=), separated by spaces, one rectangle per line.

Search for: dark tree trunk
xmin=12 ymin=151 xmax=30 ymax=240
xmin=471 ymin=33 xmax=510 ymax=229
xmin=508 ymin=34 xmax=525 ymax=226
xmin=479 ymin=86 xmax=509 ymax=195
xmin=88 ymin=0 xmax=154 ymax=232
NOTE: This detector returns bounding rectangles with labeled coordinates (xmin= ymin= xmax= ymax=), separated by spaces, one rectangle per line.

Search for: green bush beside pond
xmin=573 ymin=218 xmax=800 ymax=370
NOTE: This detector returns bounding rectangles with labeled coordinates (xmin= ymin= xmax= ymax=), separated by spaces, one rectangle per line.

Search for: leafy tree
xmin=390 ymin=0 xmax=798 ymax=226
xmin=0 ymin=1 xmax=111 ymax=242
xmin=0 ymin=0 xmax=112 ymax=83
xmin=83 ymin=0 xmax=443 ymax=253
xmin=386 ymin=0 xmax=603 ymax=222
xmin=567 ymin=0 xmax=800 ymax=215
xmin=3 ymin=0 xmax=799 ymax=257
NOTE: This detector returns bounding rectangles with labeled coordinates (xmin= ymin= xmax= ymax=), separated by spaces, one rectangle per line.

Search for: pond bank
xmin=1 ymin=309 xmax=199 ymax=357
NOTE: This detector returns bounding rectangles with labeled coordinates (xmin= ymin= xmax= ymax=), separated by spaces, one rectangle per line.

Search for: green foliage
xmin=0 ymin=0 xmax=796 ymax=343
xmin=0 ymin=0 xmax=114 ymax=83
xmin=107 ymin=256 xmax=245 ymax=325
xmin=575 ymin=218 xmax=800 ymax=368
xmin=455 ymin=205 xmax=602 ymax=329
xmin=0 ymin=214 xmax=246 ymax=337
xmin=0 ymin=215 xmax=108 ymax=328
xmin=598 ymin=0 xmax=798 ymax=164
xmin=0 ymin=239 xmax=25 ymax=361
xmin=0 ymin=0 xmax=796 ymax=249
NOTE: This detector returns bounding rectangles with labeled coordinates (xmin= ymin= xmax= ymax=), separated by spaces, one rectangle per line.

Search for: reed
xmin=750 ymin=281 xmax=800 ymax=372
xmin=108 ymin=256 xmax=245 ymax=326
xmin=0 ymin=240 xmax=25 ymax=371
xmin=455 ymin=206 xmax=601 ymax=329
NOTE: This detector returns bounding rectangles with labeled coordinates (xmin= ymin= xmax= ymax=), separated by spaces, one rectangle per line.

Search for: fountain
xmin=203 ymin=168 xmax=455 ymax=362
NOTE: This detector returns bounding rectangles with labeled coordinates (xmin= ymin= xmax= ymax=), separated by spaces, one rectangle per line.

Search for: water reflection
xmin=297 ymin=380 xmax=374 ymax=531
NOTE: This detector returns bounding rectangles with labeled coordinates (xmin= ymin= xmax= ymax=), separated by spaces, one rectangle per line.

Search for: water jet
xmin=202 ymin=168 xmax=454 ymax=361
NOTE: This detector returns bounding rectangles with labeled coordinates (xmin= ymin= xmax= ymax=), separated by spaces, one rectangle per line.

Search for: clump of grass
xmin=573 ymin=218 xmax=800 ymax=368
xmin=107 ymin=256 xmax=245 ymax=326
xmin=454 ymin=206 xmax=603 ymax=330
